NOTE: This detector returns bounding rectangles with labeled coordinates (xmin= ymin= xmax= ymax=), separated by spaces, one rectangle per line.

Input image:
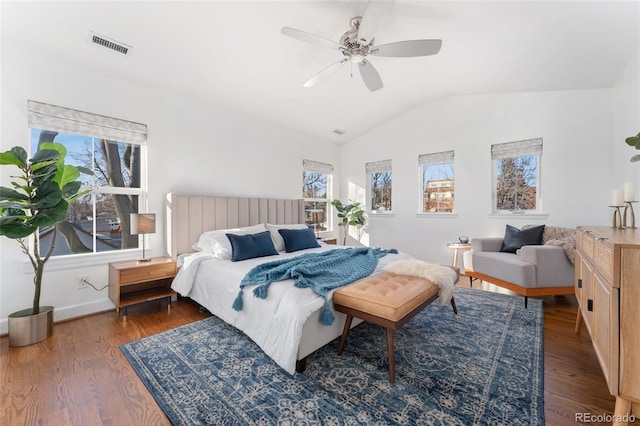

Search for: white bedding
xmin=171 ymin=243 xmax=411 ymax=374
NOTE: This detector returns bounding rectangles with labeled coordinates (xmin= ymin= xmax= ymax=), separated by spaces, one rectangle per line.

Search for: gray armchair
xmin=464 ymin=227 xmax=576 ymax=307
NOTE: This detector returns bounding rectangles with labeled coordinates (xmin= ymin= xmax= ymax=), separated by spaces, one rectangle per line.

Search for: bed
xmin=165 ymin=193 xmax=411 ymax=374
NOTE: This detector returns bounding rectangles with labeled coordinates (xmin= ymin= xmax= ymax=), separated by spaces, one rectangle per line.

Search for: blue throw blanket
xmin=232 ymin=247 xmax=398 ymax=325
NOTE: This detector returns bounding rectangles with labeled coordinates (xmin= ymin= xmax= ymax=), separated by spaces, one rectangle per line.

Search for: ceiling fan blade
xmin=357 ymin=0 xmax=395 ymax=46
xmin=303 ymin=59 xmax=348 ymax=88
xmin=358 ymin=60 xmax=383 ymax=92
xmin=372 ymin=39 xmax=443 ymax=57
xmin=281 ymin=27 xmax=339 ymax=50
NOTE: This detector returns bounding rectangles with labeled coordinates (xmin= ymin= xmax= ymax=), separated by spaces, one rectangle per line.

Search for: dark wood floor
xmin=0 ymin=281 xmax=633 ymax=425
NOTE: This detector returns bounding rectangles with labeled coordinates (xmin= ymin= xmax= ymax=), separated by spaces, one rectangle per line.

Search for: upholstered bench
xmin=333 ymin=270 xmax=458 ymax=383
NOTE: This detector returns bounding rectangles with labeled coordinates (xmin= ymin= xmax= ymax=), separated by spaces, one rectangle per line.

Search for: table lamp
xmin=130 ymin=213 xmax=156 ymax=261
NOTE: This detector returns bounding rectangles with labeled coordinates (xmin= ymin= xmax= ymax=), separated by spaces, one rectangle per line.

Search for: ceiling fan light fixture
xmin=350 ymin=53 xmax=365 ymax=63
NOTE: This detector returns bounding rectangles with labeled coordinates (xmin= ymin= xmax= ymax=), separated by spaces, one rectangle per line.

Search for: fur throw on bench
xmin=383 ymin=259 xmax=457 ymax=305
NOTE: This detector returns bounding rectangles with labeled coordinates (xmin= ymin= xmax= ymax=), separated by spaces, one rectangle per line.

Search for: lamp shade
xmin=130 ymin=213 xmax=156 ymax=235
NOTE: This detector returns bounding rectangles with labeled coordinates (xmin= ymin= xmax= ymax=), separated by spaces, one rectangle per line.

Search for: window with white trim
xmin=419 ymin=150 xmax=455 ymax=213
xmin=302 ymin=159 xmax=333 ymax=234
xmin=28 ymin=100 xmax=147 ymax=257
xmin=492 ymin=138 xmax=542 ymax=213
xmin=366 ymin=160 xmax=392 ymax=213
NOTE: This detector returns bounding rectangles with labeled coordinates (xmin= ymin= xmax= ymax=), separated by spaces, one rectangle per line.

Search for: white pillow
xmin=193 ymin=224 xmax=267 ymax=260
xmin=265 ymin=223 xmax=310 ymax=252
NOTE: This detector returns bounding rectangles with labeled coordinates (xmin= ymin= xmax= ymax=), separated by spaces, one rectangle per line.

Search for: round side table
xmin=447 ymin=242 xmax=471 ymax=268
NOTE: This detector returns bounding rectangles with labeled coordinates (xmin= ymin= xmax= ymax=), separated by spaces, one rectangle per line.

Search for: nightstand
xmin=322 ymin=238 xmax=337 ymax=245
xmin=108 ymin=257 xmax=177 ymax=320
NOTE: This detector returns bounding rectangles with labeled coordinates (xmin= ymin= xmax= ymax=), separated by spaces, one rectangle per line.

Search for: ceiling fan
xmin=281 ymin=0 xmax=442 ymax=92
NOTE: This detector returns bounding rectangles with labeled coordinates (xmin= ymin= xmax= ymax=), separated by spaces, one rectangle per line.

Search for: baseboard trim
xmin=0 ymin=299 xmax=115 ymax=336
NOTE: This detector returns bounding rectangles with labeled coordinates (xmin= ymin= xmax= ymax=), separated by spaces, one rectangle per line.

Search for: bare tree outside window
xmin=32 ymin=130 xmax=143 ymax=256
xmin=302 ymin=168 xmax=330 ymax=233
xmin=95 ymin=140 xmax=140 ymax=249
xmin=303 ymin=171 xmax=327 ymax=199
xmin=371 ymin=171 xmax=392 ymax=211
xmin=495 ymin=156 xmax=538 ymax=211
xmin=492 ymin=138 xmax=542 ymax=213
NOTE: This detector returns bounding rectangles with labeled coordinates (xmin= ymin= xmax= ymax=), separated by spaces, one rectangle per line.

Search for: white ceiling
xmin=2 ymin=1 xmax=639 ymax=144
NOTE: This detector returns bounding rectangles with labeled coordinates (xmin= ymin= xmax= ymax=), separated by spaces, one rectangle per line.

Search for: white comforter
xmin=171 ymin=244 xmax=411 ymax=374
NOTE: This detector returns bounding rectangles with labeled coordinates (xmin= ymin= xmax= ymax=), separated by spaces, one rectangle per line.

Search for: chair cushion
xmin=472 ymin=251 xmax=536 ymax=287
xmin=333 ymin=272 xmax=439 ymax=322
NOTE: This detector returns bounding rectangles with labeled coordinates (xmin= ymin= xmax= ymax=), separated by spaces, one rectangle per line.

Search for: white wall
xmin=613 ymin=53 xmax=640 ymax=187
xmin=0 ymin=42 xmax=340 ymax=333
xmin=340 ymin=88 xmax=623 ymax=265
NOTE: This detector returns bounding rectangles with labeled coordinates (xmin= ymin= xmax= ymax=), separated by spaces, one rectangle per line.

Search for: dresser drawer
xmin=580 ymin=229 xmax=595 ymax=263
xmin=594 ymin=238 xmax=616 ymax=287
xmin=576 ymin=229 xmax=584 ymax=253
xmin=119 ymin=262 xmax=176 ymax=285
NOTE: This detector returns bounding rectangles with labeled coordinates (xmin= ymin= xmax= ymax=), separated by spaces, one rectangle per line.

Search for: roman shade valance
xmin=303 ymin=159 xmax=334 ymax=174
xmin=365 ymin=159 xmax=392 ymax=174
xmin=491 ymin=138 xmax=542 ymax=159
xmin=27 ymin=100 xmax=147 ymax=145
xmin=418 ymin=150 xmax=454 ymax=166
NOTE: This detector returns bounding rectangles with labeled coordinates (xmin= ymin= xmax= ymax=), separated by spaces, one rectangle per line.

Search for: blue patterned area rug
xmin=120 ymin=287 xmax=544 ymax=425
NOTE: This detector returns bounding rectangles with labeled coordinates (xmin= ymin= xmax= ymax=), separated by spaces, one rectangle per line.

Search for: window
xmin=492 ymin=138 xmax=542 ymax=213
xmin=302 ymin=159 xmax=333 ymax=234
xmin=366 ymin=160 xmax=392 ymax=213
xmin=27 ymin=100 xmax=147 ymax=257
xmin=419 ymin=150 xmax=455 ymax=213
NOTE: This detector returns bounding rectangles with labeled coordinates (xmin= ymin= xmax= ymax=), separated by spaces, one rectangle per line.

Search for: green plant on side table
xmin=331 ymin=199 xmax=367 ymax=245
xmin=0 ymin=143 xmax=90 ymax=347
xmin=626 ymin=132 xmax=640 ymax=162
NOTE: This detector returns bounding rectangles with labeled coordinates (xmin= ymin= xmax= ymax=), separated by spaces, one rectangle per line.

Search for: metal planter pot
xmin=8 ymin=306 xmax=54 ymax=347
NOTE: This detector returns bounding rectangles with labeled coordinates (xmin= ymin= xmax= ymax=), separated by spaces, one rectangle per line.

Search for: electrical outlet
xmin=78 ymin=275 xmax=90 ymax=290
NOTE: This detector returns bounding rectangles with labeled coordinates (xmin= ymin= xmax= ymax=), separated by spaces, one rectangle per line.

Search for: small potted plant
xmin=331 ymin=199 xmax=367 ymax=245
xmin=0 ymin=143 xmax=90 ymax=346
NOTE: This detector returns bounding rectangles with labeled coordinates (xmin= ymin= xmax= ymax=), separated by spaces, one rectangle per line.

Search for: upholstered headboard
xmin=165 ymin=193 xmax=305 ymax=258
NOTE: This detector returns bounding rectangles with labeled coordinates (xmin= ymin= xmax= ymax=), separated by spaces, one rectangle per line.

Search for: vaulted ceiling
xmin=3 ymin=1 xmax=639 ymax=143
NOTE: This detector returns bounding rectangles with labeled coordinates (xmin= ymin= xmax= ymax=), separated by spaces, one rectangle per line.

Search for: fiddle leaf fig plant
xmin=331 ymin=199 xmax=367 ymax=245
xmin=626 ymin=132 xmax=640 ymax=162
xmin=0 ymin=143 xmax=91 ymax=314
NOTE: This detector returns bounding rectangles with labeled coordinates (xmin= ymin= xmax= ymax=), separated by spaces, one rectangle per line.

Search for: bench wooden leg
xmin=450 ymin=296 xmax=458 ymax=315
xmin=337 ymin=315 xmax=353 ymax=356
xmin=386 ymin=328 xmax=395 ymax=383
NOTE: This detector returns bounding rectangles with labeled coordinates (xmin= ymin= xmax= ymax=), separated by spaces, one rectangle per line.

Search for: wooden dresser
xmin=575 ymin=226 xmax=640 ymax=424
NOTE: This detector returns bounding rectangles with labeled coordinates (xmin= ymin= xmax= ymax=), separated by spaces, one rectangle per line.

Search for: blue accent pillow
xmin=278 ymin=228 xmax=321 ymax=253
xmin=500 ymin=224 xmax=545 ymax=253
xmin=226 ymin=230 xmax=279 ymax=262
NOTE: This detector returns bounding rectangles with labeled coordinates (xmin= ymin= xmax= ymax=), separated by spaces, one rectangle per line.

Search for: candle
xmin=624 ymin=182 xmax=636 ymax=202
xmin=612 ymin=189 xmax=624 ymax=206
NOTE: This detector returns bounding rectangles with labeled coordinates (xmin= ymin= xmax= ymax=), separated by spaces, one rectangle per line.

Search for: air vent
xmin=333 ymin=129 xmax=346 ymax=135
xmin=88 ymin=31 xmax=132 ymax=55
